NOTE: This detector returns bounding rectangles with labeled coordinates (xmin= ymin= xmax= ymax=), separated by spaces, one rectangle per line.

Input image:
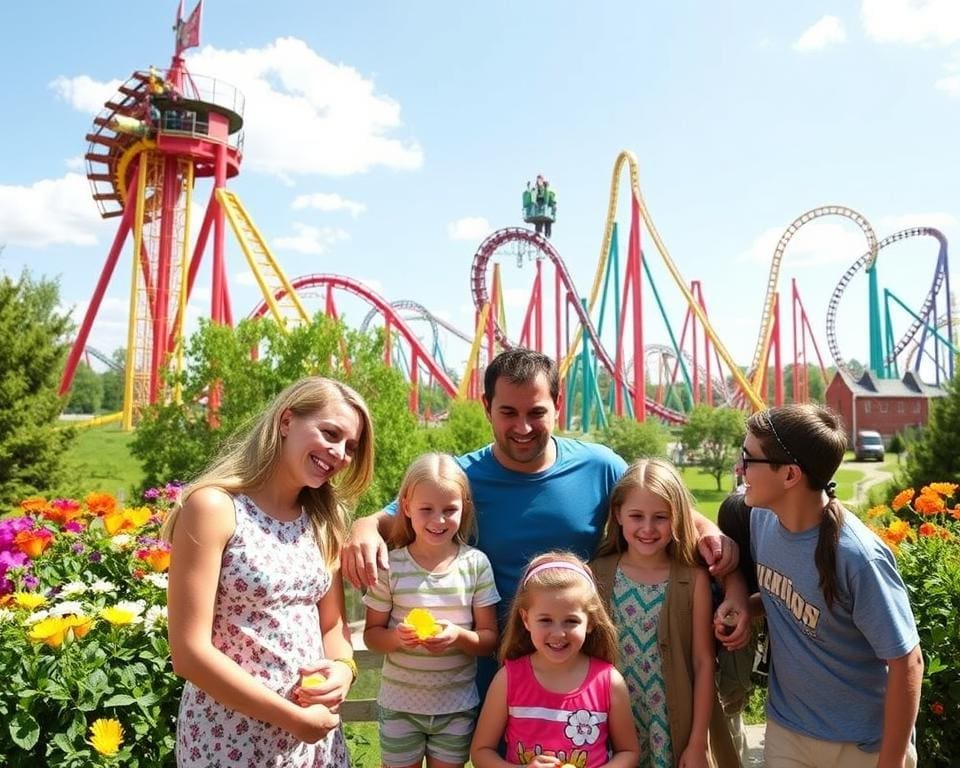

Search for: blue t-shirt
xmin=386 ymin=437 xmax=626 ymax=623
xmin=750 ymin=507 xmax=919 ymax=752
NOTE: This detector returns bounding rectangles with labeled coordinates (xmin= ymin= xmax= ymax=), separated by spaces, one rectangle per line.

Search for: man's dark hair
xmin=483 ymin=348 xmax=560 ymax=407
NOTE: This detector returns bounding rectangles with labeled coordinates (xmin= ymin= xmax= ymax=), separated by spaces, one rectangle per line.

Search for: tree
xmin=64 ymin=361 xmax=103 ymax=414
xmin=901 ymin=378 xmax=960 ymax=490
xmin=0 ymin=272 xmax=76 ymax=505
xmin=680 ymin=405 xmax=745 ymax=490
xmin=598 ymin=416 xmax=669 ymax=463
xmin=99 ymin=348 xmax=125 ymax=412
xmin=130 ymin=315 xmax=424 ymax=515
xmin=422 ymin=399 xmax=490 ymax=456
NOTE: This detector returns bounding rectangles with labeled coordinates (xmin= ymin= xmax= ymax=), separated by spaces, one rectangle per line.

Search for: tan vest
xmin=589 ymin=554 xmax=739 ymax=768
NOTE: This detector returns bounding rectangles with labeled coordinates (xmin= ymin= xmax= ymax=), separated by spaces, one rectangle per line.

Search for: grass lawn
xmin=680 ymin=466 xmax=729 ymax=521
xmin=59 ymin=422 xmax=144 ymax=500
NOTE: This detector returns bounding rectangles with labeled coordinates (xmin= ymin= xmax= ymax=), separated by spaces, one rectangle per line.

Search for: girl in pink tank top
xmin=471 ymin=552 xmax=639 ymax=768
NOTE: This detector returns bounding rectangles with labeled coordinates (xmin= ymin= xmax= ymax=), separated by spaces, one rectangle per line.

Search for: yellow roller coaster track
xmin=747 ymin=205 xmax=877 ymax=395
xmin=560 ymin=150 xmax=765 ymax=411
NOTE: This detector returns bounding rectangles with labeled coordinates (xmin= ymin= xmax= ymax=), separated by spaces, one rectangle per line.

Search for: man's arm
xmin=692 ymin=510 xmax=739 ymax=577
xmin=876 ymin=644 xmax=923 ymax=768
xmin=341 ymin=510 xmax=392 ymax=589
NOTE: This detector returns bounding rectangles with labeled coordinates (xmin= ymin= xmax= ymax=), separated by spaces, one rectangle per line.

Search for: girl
xmin=363 ymin=453 xmax=500 ymax=768
xmin=471 ymin=552 xmax=639 ymax=768
xmin=741 ymin=404 xmax=922 ymax=768
xmin=165 ymin=377 xmax=374 ymax=767
xmin=590 ymin=458 xmax=740 ymax=768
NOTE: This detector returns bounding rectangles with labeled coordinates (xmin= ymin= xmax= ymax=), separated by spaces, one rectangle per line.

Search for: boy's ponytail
xmin=816 ymin=498 xmax=844 ymax=610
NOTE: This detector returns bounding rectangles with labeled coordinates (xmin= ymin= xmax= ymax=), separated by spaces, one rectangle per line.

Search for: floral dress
xmin=613 ymin=568 xmax=672 ymax=768
xmin=176 ymin=494 xmax=348 ymax=768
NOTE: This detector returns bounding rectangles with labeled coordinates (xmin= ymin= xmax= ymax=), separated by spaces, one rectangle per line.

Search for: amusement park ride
xmin=59 ymin=5 xmax=957 ymax=431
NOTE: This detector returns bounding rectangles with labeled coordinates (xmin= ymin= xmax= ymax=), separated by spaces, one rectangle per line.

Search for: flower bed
xmin=868 ymin=483 xmax=960 ymax=767
xmin=0 ymin=488 xmax=181 ymax=766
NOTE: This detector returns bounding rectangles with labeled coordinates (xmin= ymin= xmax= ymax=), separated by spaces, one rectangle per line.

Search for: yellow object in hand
xmin=301 ymin=673 xmax=326 ymax=688
xmin=405 ymin=608 xmax=440 ymax=639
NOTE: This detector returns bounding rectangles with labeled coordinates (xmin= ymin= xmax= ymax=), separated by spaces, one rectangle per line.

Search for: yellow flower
xmin=301 ymin=673 xmax=327 ymax=688
xmin=100 ymin=607 xmax=137 ymax=626
xmin=64 ymin=614 xmax=95 ymax=639
xmin=924 ymin=482 xmax=958 ymax=498
xmin=88 ymin=718 xmax=124 ymax=756
xmin=13 ymin=592 xmax=47 ymax=610
xmin=867 ymin=504 xmax=888 ymax=519
xmin=405 ymin=608 xmax=440 ymax=639
xmin=27 ymin=617 xmax=69 ymax=648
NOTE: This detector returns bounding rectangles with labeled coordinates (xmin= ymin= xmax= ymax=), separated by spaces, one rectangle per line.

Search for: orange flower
xmin=886 ymin=519 xmax=912 ymax=544
xmin=14 ymin=528 xmax=53 ymax=558
xmin=42 ymin=499 xmax=84 ymax=526
xmin=914 ymin=493 xmax=945 ymax=516
xmin=84 ymin=492 xmax=118 ymax=516
xmin=867 ymin=505 xmax=888 ymax=519
xmin=923 ymin=482 xmax=958 ymax=498
xmin=103 ymin=507 xmax=152 ymax=535
xmin=951 ymin=505 xmax=960 ymax=522
xmin=918 ymin=522 xmax=939 ymax=538
xmin=890 ymin=489 xmax=915 ymax=512
xmin=930 ymin=701 xmax=945 ymax=716
xmin=20 ymin=497 xmax=48 ymax=513
xmin=137 ymin=547 xmax=171 ymax=572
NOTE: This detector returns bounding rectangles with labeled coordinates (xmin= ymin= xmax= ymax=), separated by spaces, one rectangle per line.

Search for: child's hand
xmin=678 ymin=744 xmax=709 ymax=768
xmin=713 ymin=599 xmax=750 ymax=650
xmin=396 ymin=621 xmax=422 ymax=649
xmin=289 ymin=702 xmax=340 ymax=744
xmin=420 ymin=620 xmax=460 ymax=654
xmin=294 ymin=660 xmax=351 ymax=710
xmin=527 ymin=756 xmax=562 ymax=768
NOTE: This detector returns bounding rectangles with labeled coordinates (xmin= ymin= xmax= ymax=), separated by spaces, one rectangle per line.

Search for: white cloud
xmin=62 ymin=296 xmax=129 ymax=360
xmin=862 ymin=0 xmax=960 ymax=45
xmin=738 ymin=218 xmax=875 ymax=268
xmin=49 ymin=75 xmax=123 ymax=113
xmin=0 ymin=173 xmax=107 ymax=247
xmin=65 ymin=155 xmax=84 ymax=171
xmin=291 ymin=192 xmax=366 ymax=218
xmin=793 ymin=16 xmax=847 ymax=52
xmin=447 ymin=216 xmax=492 ymax=241
xmin=184 ymin=38 xmax=423 ymax=177
xmin=935 ymin=73 xmax=960 ymax=94
xmin=272 ymin=223 xmax=349 ymax=255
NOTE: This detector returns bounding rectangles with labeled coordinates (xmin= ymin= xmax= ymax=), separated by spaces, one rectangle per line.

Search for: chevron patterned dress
xmin=612 ymin=568 xmax=672 ymax=768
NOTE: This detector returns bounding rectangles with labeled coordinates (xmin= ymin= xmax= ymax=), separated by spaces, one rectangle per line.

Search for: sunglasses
xmin=739 ymin=448 xmax=788 ymax=469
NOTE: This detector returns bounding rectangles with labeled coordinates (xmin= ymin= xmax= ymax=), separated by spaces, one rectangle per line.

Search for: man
xmin=342 ymin=348 xmax=739 ymax=690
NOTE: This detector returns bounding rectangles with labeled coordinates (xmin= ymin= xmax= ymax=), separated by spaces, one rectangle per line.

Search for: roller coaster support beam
xmin=625 ymin=197 xmax=645 ymax=422
xmin=884 ymin=289 xmax=957 ymax=382
xmin=773 ymin=293 xmax=783 ymax=407
xmin=60 ymin=166 xmax=140 ymax=397
xmin=867 ymin=265 xmax=885 ymax=377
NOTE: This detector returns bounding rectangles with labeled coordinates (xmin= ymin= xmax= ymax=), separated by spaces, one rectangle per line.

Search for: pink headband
xmin=523 ymin=561 xmax=596 ymax=590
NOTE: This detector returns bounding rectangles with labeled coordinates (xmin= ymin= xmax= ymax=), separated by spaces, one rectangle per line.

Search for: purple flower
xmin=71 ymin=541 xmax=85 ymax=554
xmin=89 ymin=551 xmax=103 ymax=563
xmin=0 ymin=517 xmax=33 ymax=550
xmin=0 ymin=549 xmax=29 ymax=575
xmin=63 ymin=520 xmax=85 ymax=534
xmin=143 ymin=488 xmax=161 ymax=500
xmin=22 ymin=574 xmax=39 ymax=590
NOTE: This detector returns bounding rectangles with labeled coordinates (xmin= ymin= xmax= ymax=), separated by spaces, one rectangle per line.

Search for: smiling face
xmin=615 ymin=486 xmax=674 ymax=564
xmin=278 ymin=399 xmax=361 ymax=490
xmin=483 ymin=372 xmax=557 ymax=473
xmin=402 ymin=480 xmax=463 ymax=551
xmin=520 ymin=585 xmax=591 ymax=668
xmin=740 ymin=432 xmax=787 ymax=510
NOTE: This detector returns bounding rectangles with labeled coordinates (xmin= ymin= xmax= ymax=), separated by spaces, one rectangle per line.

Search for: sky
xmin=2 ymin=0 xmax=959 ymax=389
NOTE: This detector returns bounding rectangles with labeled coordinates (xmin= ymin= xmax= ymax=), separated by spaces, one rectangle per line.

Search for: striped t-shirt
xmin=363 ymin=544 xmax=500 ymax=714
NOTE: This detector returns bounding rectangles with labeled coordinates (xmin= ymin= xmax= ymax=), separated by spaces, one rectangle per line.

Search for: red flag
xmin=176 ymin=0 xmax=202 ymax=54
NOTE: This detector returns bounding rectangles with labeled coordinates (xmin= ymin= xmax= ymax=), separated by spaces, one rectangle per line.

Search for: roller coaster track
xmin=749 ymin=205 xmax=877 ymax=391
xmin=559 ymin=150 xmax=763 ymax=410
xmin=359 ymin=300 xmax=474 ymax=351
xmin=642 ymin=344 xmax=734 ymax=406
xmin=248 ymin=273 xmax=457 ymax=397
xmin=470 ymin=227 xmax=687 ymax=424
xmin=825 ymin=227 xmax=949 ymax=374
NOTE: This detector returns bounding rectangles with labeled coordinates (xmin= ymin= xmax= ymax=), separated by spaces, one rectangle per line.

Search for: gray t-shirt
xmin=751 ymin=506 xmax=919 ymax=752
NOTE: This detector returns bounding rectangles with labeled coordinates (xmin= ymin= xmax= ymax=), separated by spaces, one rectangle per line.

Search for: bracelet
xmin=334 ymin=656 xmax=358 ymax=684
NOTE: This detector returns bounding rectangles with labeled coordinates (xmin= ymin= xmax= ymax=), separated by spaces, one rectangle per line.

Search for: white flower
xmin=59 ymin=581 xmax=88 ymax=597
xmin=116 ymin=600 xmax=147 ymax=622
xmin=109 ymin=534 xmax=133 ymax=551
xmin=22 ymin=609 xmax=51 ymax=626
xmin=144 ymin=605 xmax=168 ymax=633
xmin=89 ymin=579 xmax=118 ymax=594
xmin=0 ymin=608 xmax=15 ymax=623
xmin=564 ymin=709 xmax=601 ymax=747
xmin=143 ymin=572 xmax=169 ymax=590
xmin=49 ymin=600 xmax=86 ymax=617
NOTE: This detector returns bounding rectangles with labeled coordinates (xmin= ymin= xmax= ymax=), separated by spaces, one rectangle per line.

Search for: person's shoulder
xmin=555 ymin=437 xmax=626 ymax=468
xmin=459 ymin=544 xmax=493 ymax=567
xmin=456 ymin=444 xmax=495 ymax=471
xmin=838 ymin=509 xmax=894 ymax=563
xmin=175 ymin=486 xmax=237 ymax=542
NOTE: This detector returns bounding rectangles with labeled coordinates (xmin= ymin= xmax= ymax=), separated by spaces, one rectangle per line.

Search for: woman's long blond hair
xmin=161 ymin=377 xmax=374 ymax=566
xmin=595 ymin=458 xmax=698 ymax=567
xmin=388 ymin=453 xmax=476 ymax=549
xmin=499 ymin=551 xmax=618 ymax=664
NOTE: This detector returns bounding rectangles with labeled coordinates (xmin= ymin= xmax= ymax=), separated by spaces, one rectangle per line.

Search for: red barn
xmin=824 ymin=370 xmax=946 ymax=443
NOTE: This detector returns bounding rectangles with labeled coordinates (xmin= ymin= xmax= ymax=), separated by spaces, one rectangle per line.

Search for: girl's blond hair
xmin=388 ymin=453 xmax=476 ymax=549
xmin=595 ymin=458 xmax=698 ymax=567
xmin=161 ymin=377 xmax=374 ymax=567
xmin=499 ymin=551 xmax=618 ymax=664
